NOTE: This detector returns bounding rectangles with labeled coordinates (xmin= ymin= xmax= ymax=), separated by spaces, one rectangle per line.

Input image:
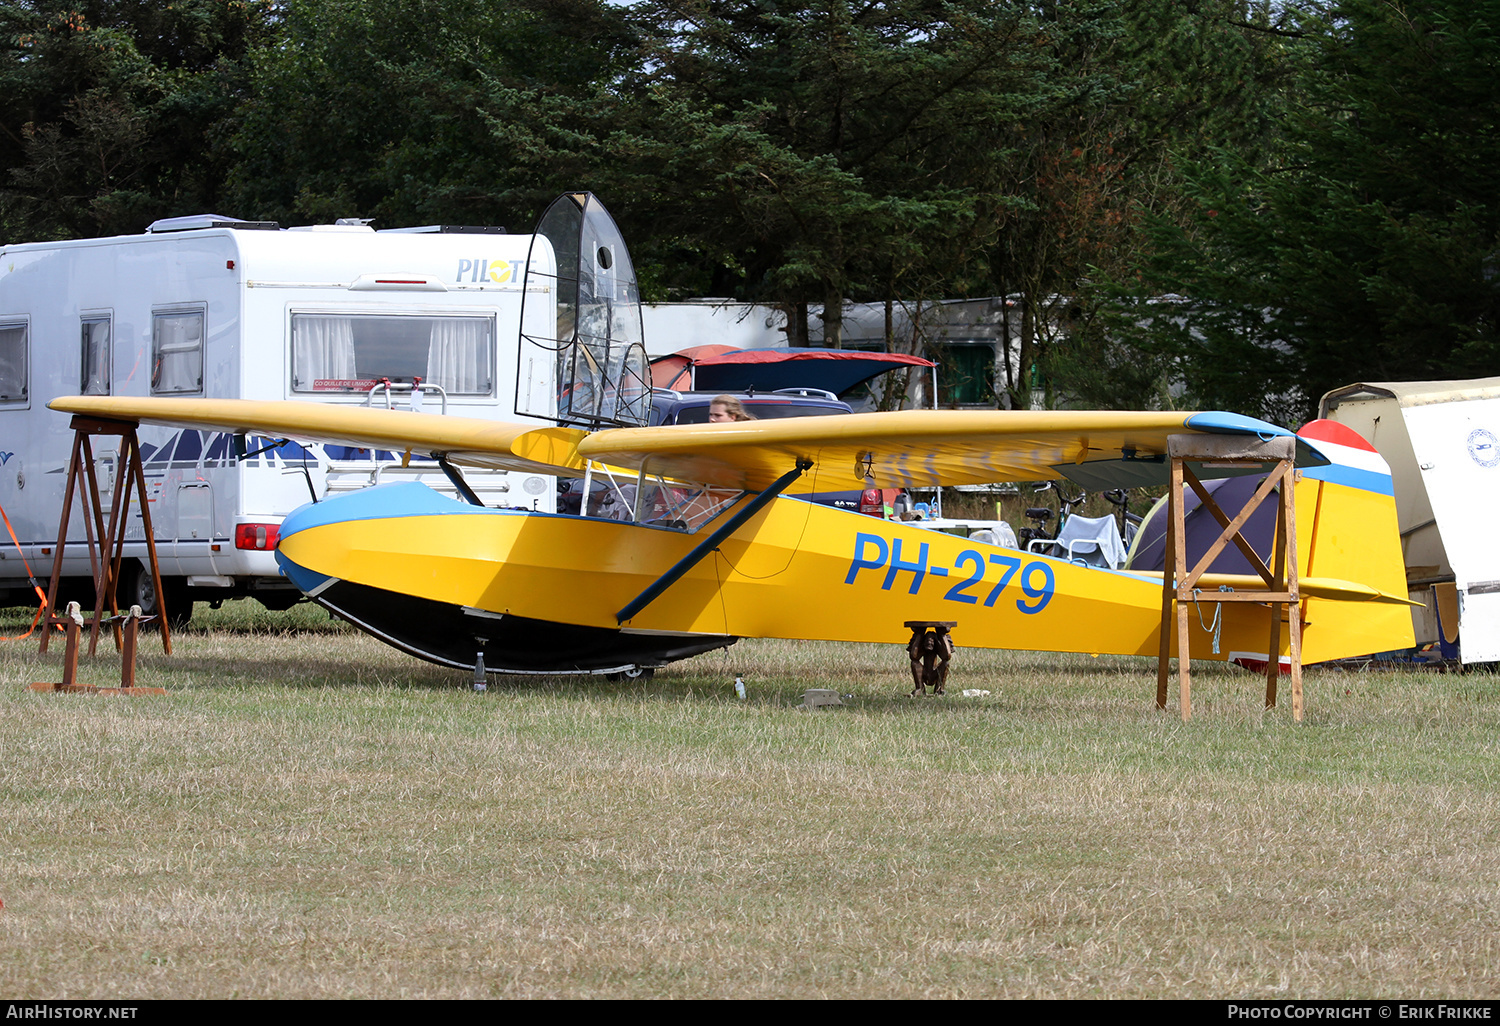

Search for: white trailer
xmin=0 ymin=215 xmax=558 ymax=621
xmin=1320 ymin=377 xmax=1500 ymax=665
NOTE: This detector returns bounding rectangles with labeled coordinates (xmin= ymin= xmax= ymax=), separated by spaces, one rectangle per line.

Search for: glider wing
xmin=578 ymin=409 xmax=1328 ymax=492
xmin=49 ymin=398 xmax=1327 ymax=493
xmin=49 ymin=396 xmax=590 ymax=476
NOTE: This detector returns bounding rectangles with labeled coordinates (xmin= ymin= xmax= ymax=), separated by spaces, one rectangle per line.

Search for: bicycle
xmin=1016 ymin=481 xmax=1088 ymax=555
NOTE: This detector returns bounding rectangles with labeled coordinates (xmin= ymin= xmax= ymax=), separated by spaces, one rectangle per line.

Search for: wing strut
xmin=436 ymin=456 xmax=484 ymax=507
xmin=615 ymin=459 xmax=812 ymax=624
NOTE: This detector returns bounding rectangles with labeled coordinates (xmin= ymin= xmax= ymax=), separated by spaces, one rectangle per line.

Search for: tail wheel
xmin=119 ymin=562 xmax=192 ymax=630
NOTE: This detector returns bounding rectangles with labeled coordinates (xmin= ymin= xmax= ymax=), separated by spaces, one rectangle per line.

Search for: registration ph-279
xmin=844 ymin=532 xmax=1056 ymax=613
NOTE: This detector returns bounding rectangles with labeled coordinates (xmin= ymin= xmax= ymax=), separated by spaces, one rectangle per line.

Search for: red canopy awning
xmin=649 ymin=345 xmax=740 ymax=389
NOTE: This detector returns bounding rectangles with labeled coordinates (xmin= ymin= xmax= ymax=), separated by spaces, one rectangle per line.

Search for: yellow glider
xmin=47 ymin=396 xmax=1414 ymax=676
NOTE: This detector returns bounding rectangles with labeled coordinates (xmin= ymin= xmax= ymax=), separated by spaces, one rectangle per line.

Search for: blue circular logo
xmin=1468 ymin=427 xmax=1499 ymax=468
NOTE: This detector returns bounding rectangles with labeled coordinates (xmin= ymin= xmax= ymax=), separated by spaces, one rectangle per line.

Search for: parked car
xmin=647 ymin=387 xmax=853 ymax=425
xmin=644 ymin=388 xmax=920 ymax=518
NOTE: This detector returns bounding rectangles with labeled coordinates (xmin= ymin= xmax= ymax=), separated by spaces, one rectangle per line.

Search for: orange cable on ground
xmin=0 ymin=500 xmax=59 ymax=640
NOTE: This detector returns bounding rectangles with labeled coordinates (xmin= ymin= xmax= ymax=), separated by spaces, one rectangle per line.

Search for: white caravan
xmin=0 ymin=215 xmax=559 ymax=621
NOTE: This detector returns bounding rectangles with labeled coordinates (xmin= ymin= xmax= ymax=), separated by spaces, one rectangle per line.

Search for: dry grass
xmin=1 ymin=602 xmax=1498 ymax=999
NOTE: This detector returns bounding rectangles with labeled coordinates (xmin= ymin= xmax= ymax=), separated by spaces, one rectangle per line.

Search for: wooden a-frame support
xmin=1155 ymin=433 xmax=1302 ymax=722
xmin=39 ymin=415 xmax=172 ymax=661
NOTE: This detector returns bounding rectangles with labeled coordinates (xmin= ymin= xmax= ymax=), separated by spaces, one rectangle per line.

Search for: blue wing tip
xmin=1184 ymin=411 xmax=1294 ymax=437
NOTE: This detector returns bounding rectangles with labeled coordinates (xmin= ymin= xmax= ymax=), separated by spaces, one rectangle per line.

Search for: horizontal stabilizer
xmin=1131 ymin=570 xmax=1423 ymax=606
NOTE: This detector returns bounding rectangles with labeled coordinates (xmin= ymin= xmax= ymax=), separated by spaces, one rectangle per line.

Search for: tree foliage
xmin=1041 ymin=0 xmax=1306 ymax=412
xmin=599 ymin=2 xmax=1052 ymax=344
xmin=228 ymin=0 xmax=638 ymax=229
xmin=0 ymin=0 xmax=273 ymax=241
xmin=2 ymin=0 xmax=1494 ymax=420
xmin=607 ymin=1 xmax=1209 ymax=409
xmin=1116 ymin=0 xmax=1500 ymax=424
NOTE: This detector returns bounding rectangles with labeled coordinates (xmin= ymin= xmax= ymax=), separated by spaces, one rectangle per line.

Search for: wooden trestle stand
xmin=1156 ymin=433 xmax=1302 ymax=722
xmin=33 ymin=416 xmax=171 ymax=691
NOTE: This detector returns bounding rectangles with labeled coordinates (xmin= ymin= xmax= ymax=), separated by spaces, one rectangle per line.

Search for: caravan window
xmin=0 ymin=321 xmax=27 ymax=404
xmin=290 ymin=313 xmax=494 ymax=396
xmin=152 ymin=308 xmax=204 ymax=395
xmin=81 ymin=317 xmax=111 ymax=395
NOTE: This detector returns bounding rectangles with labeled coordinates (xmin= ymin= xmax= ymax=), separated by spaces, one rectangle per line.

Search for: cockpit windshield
xmin=517 ymin=193 xmax=651 ymax=428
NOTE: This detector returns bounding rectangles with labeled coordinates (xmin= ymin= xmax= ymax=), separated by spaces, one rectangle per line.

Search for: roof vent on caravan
xmin=379 ymin=225 xmax=508 ymax=234
xmin=288 ymin=221 xmax=375 ymax=233
xmin=146 ymin=214 xmax=280 ymax=233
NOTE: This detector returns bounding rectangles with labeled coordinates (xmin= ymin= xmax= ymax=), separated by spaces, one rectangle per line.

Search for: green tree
xmin=1034 ymin=0 xmax=1305 ymax=411
xmin=229 ymin=0 xmax=637 ymax=229
xmin=609 ymin=1 xmax=1056 ymax=350
xmin=612 ymin=1 xmax=1283 ymax=412
xmin=0 ymin=0 xmax=273 ymax=241
xmin=1118 ymin=0 xmax=1500 ymax=424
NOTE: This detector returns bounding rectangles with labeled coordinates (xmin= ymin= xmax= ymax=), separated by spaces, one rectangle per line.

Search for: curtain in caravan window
xmin=81 ymin=318 xmax=110 ymax=395
xmin=152 ymin=311 xmax=204 ymax=394
xmin=426 ymin=318 xmax=490 ymax=394
xmin=0 ymin=323 xmax=26 ymax=402
xmin=292 ymin=316 xmax=358 ymax=389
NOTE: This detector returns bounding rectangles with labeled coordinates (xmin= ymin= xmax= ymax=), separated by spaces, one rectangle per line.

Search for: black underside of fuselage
xmin=312 ymin=578 xmax=737 ymax=674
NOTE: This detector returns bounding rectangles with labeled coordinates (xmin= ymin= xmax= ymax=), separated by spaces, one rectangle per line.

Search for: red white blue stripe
xmin=1296 ymin=419 xmax=1394 ymax=496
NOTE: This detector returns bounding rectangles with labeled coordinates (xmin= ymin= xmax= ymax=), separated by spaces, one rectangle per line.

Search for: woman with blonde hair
xmin=707 ymin=395 xmax=755 ymax=422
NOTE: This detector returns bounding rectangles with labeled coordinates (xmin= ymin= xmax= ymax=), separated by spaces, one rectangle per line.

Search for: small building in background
xmin=642 ymin=296 xmax=1033 ymax=410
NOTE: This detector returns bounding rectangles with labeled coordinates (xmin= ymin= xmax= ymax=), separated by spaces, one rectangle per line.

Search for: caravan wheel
xmin=255 ymin=592 xmax=302 ymax=612
xmin=120 ymin=563 xmax=192 ymax=630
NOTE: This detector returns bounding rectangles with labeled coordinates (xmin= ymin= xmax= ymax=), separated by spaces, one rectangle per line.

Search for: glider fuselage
xmin=274 ymin=477 xmax=1400 ymax=675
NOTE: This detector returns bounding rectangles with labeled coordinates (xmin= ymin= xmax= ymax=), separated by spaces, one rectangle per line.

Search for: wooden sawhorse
xmin=30 ymin=602 xmax=166 ymax=694
xmin=1155 ymin=433 xmax=1303 ymax=721
xmin=39 ymin=415 xmax=172 ymax=662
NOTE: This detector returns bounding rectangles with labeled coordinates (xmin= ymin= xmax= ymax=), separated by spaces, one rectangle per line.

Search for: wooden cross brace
xmin=1154 ymin=434 xmax=1304 ymax=722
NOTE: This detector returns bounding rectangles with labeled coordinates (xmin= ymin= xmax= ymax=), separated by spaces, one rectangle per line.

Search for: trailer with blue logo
xmin=1320 ymin=378 xmax=1500 ymax=665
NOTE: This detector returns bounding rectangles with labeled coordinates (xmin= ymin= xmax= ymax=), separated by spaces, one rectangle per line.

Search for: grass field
xmin=2 ymin=601 xmax=1498 ymax=999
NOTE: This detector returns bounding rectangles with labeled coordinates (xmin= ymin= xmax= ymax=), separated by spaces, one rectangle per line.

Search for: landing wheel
xmin=119 ymin=562 xmax=192 ymax=630
xmin=255 ymin=592 xmax=302 ymax=612
xmin=604 ymin=666 xmax=655 ymax=682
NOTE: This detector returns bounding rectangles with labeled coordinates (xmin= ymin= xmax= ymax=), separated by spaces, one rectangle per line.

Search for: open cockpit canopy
xmin=518 ymin=193 xmax=651 ymax=429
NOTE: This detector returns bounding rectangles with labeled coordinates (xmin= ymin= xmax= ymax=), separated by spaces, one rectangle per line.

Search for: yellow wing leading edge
xmin=52 ymin=396 xmax=1328 ymax=494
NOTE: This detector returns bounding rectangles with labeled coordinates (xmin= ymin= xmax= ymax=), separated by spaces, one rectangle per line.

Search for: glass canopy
xmin=517 ymin=193 xmax=651 ymax=428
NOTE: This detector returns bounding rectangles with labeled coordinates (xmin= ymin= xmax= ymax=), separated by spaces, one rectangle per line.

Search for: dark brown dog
xmin=908 ymin=625 xmax=955 ymax=696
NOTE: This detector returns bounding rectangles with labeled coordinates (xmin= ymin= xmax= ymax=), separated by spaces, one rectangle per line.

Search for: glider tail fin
xmin=1294 ymin=419 xmax=1415 ymax=662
